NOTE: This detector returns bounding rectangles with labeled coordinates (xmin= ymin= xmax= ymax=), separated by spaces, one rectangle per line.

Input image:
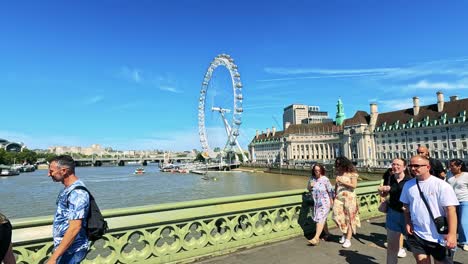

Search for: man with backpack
xmin=47 ymin=155 xmax=90 ymax=264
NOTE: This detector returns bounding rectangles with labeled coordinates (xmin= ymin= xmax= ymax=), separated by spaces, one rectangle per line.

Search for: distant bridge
xmin=74 ymin=156 xmax=194 ymax=166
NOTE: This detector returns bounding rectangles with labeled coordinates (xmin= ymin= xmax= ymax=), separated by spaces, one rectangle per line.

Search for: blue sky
xmin=1 ymin=0 xmax=468 ymax=151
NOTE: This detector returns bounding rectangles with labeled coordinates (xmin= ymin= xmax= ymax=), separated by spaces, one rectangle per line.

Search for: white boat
xmin=0 ymin=165 xmax=20 ymax=176
xmin=134 ymin=168 xmax=145 ymax=174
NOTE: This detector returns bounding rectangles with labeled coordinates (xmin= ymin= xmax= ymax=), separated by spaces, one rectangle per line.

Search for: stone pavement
xmin=200 ymin=217 xmax=468 ymax=264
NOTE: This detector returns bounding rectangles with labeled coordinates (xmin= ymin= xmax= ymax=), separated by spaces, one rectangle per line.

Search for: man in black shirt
xmin=416 ymin=146 xmax=446 ymax=180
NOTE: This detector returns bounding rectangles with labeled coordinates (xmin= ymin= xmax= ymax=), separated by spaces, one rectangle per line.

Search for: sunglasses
xmin=408 ymin=164 xmax=428 ymax=168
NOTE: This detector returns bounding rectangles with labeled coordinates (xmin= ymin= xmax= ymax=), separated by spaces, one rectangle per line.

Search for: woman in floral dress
xmin=332 ymin=157 xmax=360 ymax=248
xmin=307 ymin=163 xmax=334 ymax=246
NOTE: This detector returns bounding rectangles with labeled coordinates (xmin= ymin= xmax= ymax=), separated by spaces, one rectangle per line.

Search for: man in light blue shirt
xmin=48 ymin=155 xmax=89 ymax=264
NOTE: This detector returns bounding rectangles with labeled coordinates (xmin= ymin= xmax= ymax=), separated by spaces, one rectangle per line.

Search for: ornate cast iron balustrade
xmin=11 ymin=181 xmax=382 ymax=264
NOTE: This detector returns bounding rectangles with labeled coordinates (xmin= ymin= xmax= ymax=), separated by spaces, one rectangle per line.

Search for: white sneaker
xmin=384 ymin=242 xmax=388 ymax=248
xmin=398 ymin=248 xmax=407 ymax=258
xmin=463 ymin=244 xmax=468 ymax=251
xmin=342 ymin=239 xmax=351 ymax=248
xmin=339 ymin=235 xmax=346 ymax=244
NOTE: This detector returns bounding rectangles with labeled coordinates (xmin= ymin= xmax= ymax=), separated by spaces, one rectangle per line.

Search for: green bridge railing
xmin=12 ymin=181 xmax=382 ymax=263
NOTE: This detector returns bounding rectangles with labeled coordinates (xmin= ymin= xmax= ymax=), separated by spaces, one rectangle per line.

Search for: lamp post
xmin=404 ymin=131 xmax=409 ymax=160
xmin=446 ymin=127 xmax=451 ymax=161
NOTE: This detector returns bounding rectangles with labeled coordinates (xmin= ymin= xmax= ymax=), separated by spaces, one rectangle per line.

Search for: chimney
xmin=272 ymin=126 xmax=276 ymax=136
xmin=437 ymin=91 xmax=444 ymax=112
xmin=369 ymin=103 xmax=379 ymax=129
xmin=255 ymin=130 xmax=259 ymax=139
xmin=266 ymin=128 xmax=270 ymax=137
xmin=450 ymin=95 xmax=458 ymax=102
xmin=285 ymin=122 xmax=291 ymax=130
xmin=370 ymin=103 xmax=378 ymax=115
xmin=413 ymin=96 xmax=420 ymax=116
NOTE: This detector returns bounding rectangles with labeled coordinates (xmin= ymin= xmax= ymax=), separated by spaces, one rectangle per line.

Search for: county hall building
xmin=248 ymin=92 xmax=467 ymax=167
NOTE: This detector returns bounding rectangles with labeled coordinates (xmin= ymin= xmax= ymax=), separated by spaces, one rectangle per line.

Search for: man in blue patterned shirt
xmin=47 ymin=155 xmax=90 ymax=264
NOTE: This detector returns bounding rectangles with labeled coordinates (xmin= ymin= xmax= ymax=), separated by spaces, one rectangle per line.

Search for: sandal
xmin=308 ymin=238 xmax=320 ymax=246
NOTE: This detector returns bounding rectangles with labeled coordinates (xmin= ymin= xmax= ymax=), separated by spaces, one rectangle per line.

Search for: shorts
xmin=407 ymin=234 xmax=453 ymax=263
xmin=57 ymin=249 xmax=88 ymax=264
xmin=385 ymin=207 xmax=406 ymax=234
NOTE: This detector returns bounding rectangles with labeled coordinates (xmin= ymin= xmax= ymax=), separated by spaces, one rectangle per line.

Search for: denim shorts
xmin=57 ymin=249 xmax=88 ymax=264
xmin=385 ymin=207 xmax=406 ymax=234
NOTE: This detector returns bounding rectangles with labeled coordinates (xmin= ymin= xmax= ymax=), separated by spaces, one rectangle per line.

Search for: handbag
xmin=416 ymin=179 xmax=448 ymax=234
xmin=378 ymin=200 xmax=388 ymax=213
xmin=302 ymin=192 xmax=315 ymax=206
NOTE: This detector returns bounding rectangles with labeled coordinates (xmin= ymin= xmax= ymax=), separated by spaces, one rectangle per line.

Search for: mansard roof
xmin=376 ymin=98 xmax=468 ymax=127
xmin=284 ymin=122 xmax=340 ymax=135
xmin=251 ymin=130 xmax=285 ymax=142
xmin=343 ymin=111 xmax=370 ymax=126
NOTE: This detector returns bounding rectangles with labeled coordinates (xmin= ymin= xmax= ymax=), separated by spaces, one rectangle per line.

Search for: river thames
xmin=0 ymin=165 xmax=309 ymax=219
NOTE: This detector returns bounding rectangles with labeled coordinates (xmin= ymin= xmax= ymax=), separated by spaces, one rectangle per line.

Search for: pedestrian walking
xmin=416 ymin=146 xmax=446 ymax=180
xmin=378 ymin=158 xmax=412 ymax=263
xmin=307 ymin=163 xmax=334 ymax=246
xmin=47 ymin=155 xmax=90 ymax=264
xmin=332 ymin=157 xmax=360 ymax=248
xmin=447 ymin=159 xmax=468 ymax=251
xmin=400 ymin=155 xmax=458 ymax=263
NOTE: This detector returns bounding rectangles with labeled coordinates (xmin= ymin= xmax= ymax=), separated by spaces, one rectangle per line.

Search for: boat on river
xmin=134 ymin=168 xmax=145 ymax=174
xmin=0 ymin=165 xmax=20 ymax=176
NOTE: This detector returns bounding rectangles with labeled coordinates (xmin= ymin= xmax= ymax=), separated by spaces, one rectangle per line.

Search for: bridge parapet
xmin=11 ymin=181 xmax=382 ymax=263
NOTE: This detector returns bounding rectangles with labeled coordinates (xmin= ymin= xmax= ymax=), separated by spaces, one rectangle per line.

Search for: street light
xmin=404 ymin=131 xmax=409 ymax=160
xmin=446 ymin=127 xmax=451 ymax=161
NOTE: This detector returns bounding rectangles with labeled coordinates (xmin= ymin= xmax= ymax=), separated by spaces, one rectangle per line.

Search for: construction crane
xmin=272 ymin=116 xmax=281 ymax=128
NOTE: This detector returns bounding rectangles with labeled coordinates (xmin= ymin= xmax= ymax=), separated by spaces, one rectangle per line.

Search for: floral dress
xmin=308 ymin=176 xmax=334 ymax=223
xmin=332 ymin=173 xmax=361 ymax=234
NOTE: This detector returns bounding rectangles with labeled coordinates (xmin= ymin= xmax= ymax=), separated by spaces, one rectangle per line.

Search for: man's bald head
xmin=417 ymin=146 xmax=429 ymax=157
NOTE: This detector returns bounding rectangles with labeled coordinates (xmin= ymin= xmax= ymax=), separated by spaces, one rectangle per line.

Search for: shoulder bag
xmin=416 ymin=179 xmax=448 ymax=234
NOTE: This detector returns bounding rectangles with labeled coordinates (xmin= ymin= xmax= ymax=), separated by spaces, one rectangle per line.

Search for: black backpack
xmin=67 ymin=186 xmax=108 ymax=241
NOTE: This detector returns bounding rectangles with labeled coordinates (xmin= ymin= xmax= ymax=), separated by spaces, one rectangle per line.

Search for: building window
xmin=434 ymin=143 xmax=438 ymax=149
xmin=433 ymin=136 xmax=437 ymax=141
xmin=462 ymin=134 xmax=466 ymax=139
xmin=452 ymin=142 xmax=457 ymax=148
xmin=423 ymin=130 xmax=428 ymax=134
xmin=442 ymin=135 xmax=447 ymax=140
xmin=451 ymin=135 xmax=456 ymax=140
xmin=443 ymin=143 xmax=448 ymax=149
xmin=424 ymin=137 xmax=429 ymax=142
xmin=416 ymin=137 xmax=420 ymax=142
xmin=463 ymin=142 xmax=467 ymax=148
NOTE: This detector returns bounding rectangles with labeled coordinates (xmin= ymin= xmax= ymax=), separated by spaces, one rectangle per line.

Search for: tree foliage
xmin=0 ymin=149 xmax=57 ymax=165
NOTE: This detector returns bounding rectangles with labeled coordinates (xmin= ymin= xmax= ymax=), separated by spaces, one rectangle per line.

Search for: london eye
xmin=198 ymin=54 xmax=247 ymax=161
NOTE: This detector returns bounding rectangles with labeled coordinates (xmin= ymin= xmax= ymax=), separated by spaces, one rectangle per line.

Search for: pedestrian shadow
xmin=369 ymin=221 xmax=386 ymax=228
xmin=353 ymin=232 xmax=387 ymax=248
xmin=297 ymin=193 xmax=316 ymax=240
xmin=339 ymin=249 xmax=379 ymax=264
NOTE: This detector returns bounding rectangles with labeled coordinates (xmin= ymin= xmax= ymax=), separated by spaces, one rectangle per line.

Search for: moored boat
xmin=0 ymin=165 xmax=20 ymax=176
xmin=134 ymin=167 xmax=145 ymax=174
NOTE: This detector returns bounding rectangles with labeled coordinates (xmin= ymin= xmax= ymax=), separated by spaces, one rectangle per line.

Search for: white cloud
xmin=374 ymin=96 xmax=434 ymax=111
xmin=260 ymin=57 xmax=468 ymax=84
xmin=84 ymin=95 xmax=104 ymax=105
xmin=120 ymin=66 xmax=142 ymax=83
xmin=264 ymin=67 xmax=399 ymax=75
xmin=407 ymin=80 xmax=468 ymax=89
xmin=159 ymin=85 xmax=181 ymax=93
